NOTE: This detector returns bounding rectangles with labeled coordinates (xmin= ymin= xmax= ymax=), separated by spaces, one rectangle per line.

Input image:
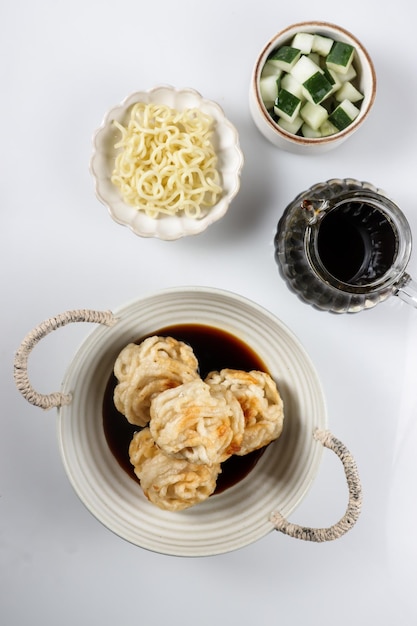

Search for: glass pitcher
xmin=275 ymin=178 xmax=417 ymax=313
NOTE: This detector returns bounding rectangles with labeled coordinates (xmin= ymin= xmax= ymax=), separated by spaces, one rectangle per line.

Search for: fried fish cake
xmin=149 ymin=378 xmax=245 ymax=465
xmin=205 ymin=369 xmax=284 ymax=455
xmin=129 ymin=428 xmax=221 ymax=512
xmin=113 ymin=336 xmax=199 ymax=427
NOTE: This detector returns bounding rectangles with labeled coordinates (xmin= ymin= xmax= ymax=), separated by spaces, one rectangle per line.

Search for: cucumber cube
xmin=260 ymin=75 xmax=281 ymax=108
xmin=307 ymin=52 xmax=321 ymax=66
xmin=261 ymin=60 xmax=283 ymax=78
xmin=280 ymin=72 xmax=304 ymax=98
xmin=269 ymin=46 xmax=301 ymax=71
xmin=302 ymin=71 xmax=333 ymax=104
xmin=290 ymin=55 xmax=322 ymax=84
xmin=321 ymin=68 xmax=342 ymax=99
xmin=274 ymin=89 xmax=302 ymax=123
xmin=335 ymin=63 xmax=357 ymax=83
xmin=322 ymin=66 xmax=335 ymax=85
xmin=312 ymin=34 xmax=334 ymax=56
xmin=301 ymin=123 xmax=322 ymax=138
xmin=324 ymin=68 xmax=342 ymax=90
xmin=326 ymin=42 xmax=355 ymax=75
xmin=328 ymin=98 xmax=360 ymax=130
xmin=300 ymin=101 xmax=328 ymax=130
xmin=278 ymin=115 xmax=304 ymax=135
xmin=319 ymin=119 xmax=340 ymax=136
xmin=291 ymin=32 xmax=314 ymax=54
xmin=335 ymin=81 xmax=364 ymax=103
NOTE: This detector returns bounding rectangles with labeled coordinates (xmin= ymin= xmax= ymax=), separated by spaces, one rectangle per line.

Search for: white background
xmin=2 ymin=1 xmax=417 ymax=624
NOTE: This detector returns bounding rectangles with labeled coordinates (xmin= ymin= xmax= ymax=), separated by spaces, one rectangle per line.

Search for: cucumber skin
xmin=303 ymin=71 xmax=333 ymax=104
xmin=326 ymin=42 xmax=354 ymax=68
xmin=328 ymin=106 xmax=352 ymax=130
xmin=270 ymin=46 xmax=301 ymax=66
xmin=274 ymin=88 xmax=301 ymax=118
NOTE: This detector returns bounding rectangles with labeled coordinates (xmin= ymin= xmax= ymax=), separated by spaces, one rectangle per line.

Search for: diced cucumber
xmin=326 ymin=41 xmax=355 ymax=75
xmin=260 ymin=30 xmax=363 ymax=139
xmin=321 ymin=68 xmax=342 ymax=99
xmin=328 ymin=98 xmax=360 ymax=130
xmin=274 ymin=88 xmax=302 ymax=123
xmin=300 ymin=101 xmax=328 ymax=130
xmin=319 ymin=119 xmax=340 ymax=136
xmin=280 ymin=72 xmax=304 ymax=98
xmin=259 ymin=74 xmax=281 ymax=108
xmin=307 ymin=52 xmax=321 ymax=66
xmin=335 ymin=81 xmax=363 ymax=103
xmin=291 ymin=32 xmax=314 ymax=54
xmin=290 ymin=55 xmax=322 ymax=84
xmin=278 ymin=115 xmax=304 ymax=135
xmin=334 ymin=63 xmax=357 ymax=83
xmin=269 ymin=46 xmax=302 ymax=71
xmin=312 ymin=34 xmax=334 ymax=56
xmin=301 ymin=122 xmax=322 ymax=138
xmin=261 ymin=60 xmax=283 ymax=78
xmin=302 ymin=71 xmax=333 ymax=104
xmin=325 ymin=68 xmax=342 ymax=89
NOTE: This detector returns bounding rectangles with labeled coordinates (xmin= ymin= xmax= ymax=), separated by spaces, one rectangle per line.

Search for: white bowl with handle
xmin=14 ymin=287 xmax=362 ymax=556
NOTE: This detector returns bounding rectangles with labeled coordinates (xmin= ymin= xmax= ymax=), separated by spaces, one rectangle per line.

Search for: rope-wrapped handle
xmin=271 ymin=429 xmax=362 ymax=541
xmin=14 ymin=309 xmax=118 ymax=410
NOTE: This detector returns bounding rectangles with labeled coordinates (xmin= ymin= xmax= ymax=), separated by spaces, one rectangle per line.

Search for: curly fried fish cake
xmin=205 ymin=369 xmax=284 ymax=455
xmin=113 ymin=336 xmax=199 ymax=427
xmin=149 ymin=378 xmax=245 ymax=465
xmin=129 ymin=428 xmax=221 ymax=512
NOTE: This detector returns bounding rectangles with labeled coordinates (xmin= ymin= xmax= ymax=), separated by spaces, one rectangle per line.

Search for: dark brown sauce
xmin=102 ymin=324 xmax=270 ymax=494
xmin=317 ymin=201 xmax=397 ymax=284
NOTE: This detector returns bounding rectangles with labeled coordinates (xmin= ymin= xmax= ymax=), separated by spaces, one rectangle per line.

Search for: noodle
xmin=110 ymin=102 xmax=223 ymax=218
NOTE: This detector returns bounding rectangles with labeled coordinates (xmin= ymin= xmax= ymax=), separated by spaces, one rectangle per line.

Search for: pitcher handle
xmin=271 ymin=429 xmax=362 ymax=541
xmin=14 ymin=309 xmax=118 ymax=410
xmin=395 ymin=273 xmax=417 ymax=308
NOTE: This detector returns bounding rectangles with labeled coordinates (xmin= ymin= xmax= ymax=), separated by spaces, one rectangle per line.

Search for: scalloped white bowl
xmin=90 ymin=86 xmax=244 ymax=240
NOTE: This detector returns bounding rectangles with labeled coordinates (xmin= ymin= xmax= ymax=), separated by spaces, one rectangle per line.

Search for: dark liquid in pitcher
xmin=316 ymin=201 xmax=398 ymax=284
xmin=102 ymin=324 xmax=271 ymax=495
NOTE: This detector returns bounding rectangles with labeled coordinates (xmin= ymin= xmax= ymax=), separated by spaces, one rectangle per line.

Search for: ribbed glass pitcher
xmin=275 ymin=178 xmax=417 ymax=313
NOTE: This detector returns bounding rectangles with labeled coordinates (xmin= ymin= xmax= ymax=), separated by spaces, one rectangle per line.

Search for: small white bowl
xmin=90 ymin=86 xmax=244 ymax=240
xmin=249 ymin=22 xmax=377 ymax=154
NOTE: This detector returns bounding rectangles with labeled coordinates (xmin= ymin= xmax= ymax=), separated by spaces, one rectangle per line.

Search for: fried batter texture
xmin=113 ymin=336 xmax=199 ymax=427
xmin=129 ymin=428 xmax=221 ymax=511
xmin=205 ymin=369 xmax=284 ymax=455
xmin=149 ymin=378 xmax=245 ymax=465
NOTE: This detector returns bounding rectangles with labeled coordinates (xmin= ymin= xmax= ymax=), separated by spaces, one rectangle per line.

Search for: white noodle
xmin=111 ymin=102 xmax=223 ymax=218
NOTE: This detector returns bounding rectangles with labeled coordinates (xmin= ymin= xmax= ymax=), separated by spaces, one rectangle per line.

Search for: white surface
xmin=1 ymin=1 xmax=416 ymax=624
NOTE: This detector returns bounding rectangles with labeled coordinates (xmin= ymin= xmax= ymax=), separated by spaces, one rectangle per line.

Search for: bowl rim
xmin=251 ymin=20 xmax=377 ymax=147
xmin=89 ymin=85 xmax=244 ymax=240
